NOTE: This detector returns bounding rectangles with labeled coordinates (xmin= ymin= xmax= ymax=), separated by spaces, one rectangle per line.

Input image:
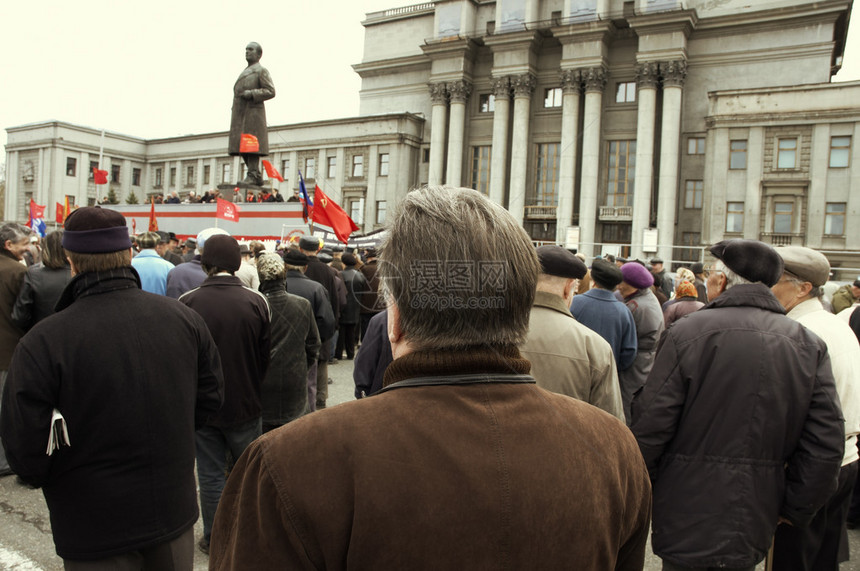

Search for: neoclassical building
xmin=5 ymin=0 xmax=860 ymax=274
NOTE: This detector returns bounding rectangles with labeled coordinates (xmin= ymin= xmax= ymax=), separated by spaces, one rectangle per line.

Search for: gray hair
xmin=0 ymin=222 xmax=32 ymax=246
xmin=379 ymin=185 xmax=540 ymax=350
xmin=714 ymin=260 xmax=753 ymax=290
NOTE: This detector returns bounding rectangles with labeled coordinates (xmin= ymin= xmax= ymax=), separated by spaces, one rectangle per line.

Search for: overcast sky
xmin=1 ymin=0 xmax=858 ymax=157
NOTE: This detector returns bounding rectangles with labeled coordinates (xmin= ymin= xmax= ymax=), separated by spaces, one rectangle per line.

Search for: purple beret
xmin=709 ymin=239 xmax=783 ymax=287
xmin=62 ymin=207 xmax=132 ymax=253
xmin=621 ymin=262 xmax=654 ymax=290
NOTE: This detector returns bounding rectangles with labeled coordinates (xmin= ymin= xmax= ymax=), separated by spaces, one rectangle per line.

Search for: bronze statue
xmin=228 ymin=42 xmax=275 ymax=186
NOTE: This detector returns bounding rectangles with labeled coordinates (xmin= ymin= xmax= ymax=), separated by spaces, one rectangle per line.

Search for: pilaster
xmin=489 ymin=76 xmax=512 ymax=206
xmin=579 ymin=66 xmax=607 ymax=257
xmin=508 ymin=73 xmax=536 ymax=226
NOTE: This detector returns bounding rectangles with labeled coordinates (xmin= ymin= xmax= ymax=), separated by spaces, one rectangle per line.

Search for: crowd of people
xmin=0 ymin=185 xmax=859 ymax=570
xmin=127 ymin=188 xmax=288 ymax=205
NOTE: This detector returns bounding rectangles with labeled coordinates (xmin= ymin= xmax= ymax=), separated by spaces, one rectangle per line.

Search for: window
xmin=221 ymin=164 xmax=231 ymax=184
xmin=730 ymin=140 xmax=747 ymax=170
xmin=349 ymin=200 xmax=364 ymax=225
xmin=422 ymin=149 xmax=430 ymax=163
xmin=304 ymin=158 xmax=315 ymax=179
xmin=65 ymin=195 xmax=76 ymax=209
xmin=687 ymin=137 xmax=705 ymax=155
xmin=830 ymin=136 xmax=851 ymax=168
xmin=169 ymin=167 xmax=177 ymax=187
xmin=606 ymin=140 xmax=636 ymax=207
xmin=111 ymin=164 xmax=120 ymax=184
xmin=186 ymin=166 xmax=195 ymax=186
xmin=534 ymin=143 xmax=560 ymax=205
xmin=66 ymin=157 xmax=77 ymax=177
xmin=726 ymin=202 xmax=744 ymax=233
xmin=469 ymin=146 xmax=491 ymax=195
xmin=615 ymin=82 xmax=636 ymax=103
xmin=543 ymin=88 xmax=562 ymax=108
xmin=203 ymin=165 xmax=210 ymax=185
xmin=825 ymin=203 xmax=846 ymax=235
xmin=376 ymin=201 xmax=387 ymax=225
xmin=351 ymin=155 xmax=364 ymax=178
xmin=378 ymin=153 xmax=389 ymax=176
xmin=155 ymin=168 xmax=163 ymax=187
xmin=684 ymin=180 xmax=703 ymax=209
xmin=238 ymin=163 xmax=245 ymax=181
xmin=327 ymin=156 xmax=337 ymax=178
xmin=773 ymin=202 xmax=794 ymax=233
xmin=777 ymin=138 xmax=797 ymax=169
xmin=132 ymin=168 xmax=141 ymax=186
xmin=281 ymin=159 xmax=290 ymax=179
xmin=89 ymin=161 xmax=99 ymax=179
xmin=479 ymin=94 xmax=495 ymax=113
xmin=679 ymin=232 xmax=701 ymax=262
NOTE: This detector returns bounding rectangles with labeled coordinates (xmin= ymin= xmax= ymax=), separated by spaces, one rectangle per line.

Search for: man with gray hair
xmin=769 ymin=246 xmax=860 ymax=569
xmin=0 ymin=222 xmax=31 ymax=476
xmin=632 ymin=239 xmax=845 ymax=570
xmin=209 ymin=186 xmax=652 ymax=569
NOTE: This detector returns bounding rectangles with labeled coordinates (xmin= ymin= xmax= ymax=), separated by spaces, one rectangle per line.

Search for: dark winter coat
xmin=166 ymin=256 xmax=206 ymax=299
xmin=305 ymin=255 xmax=340 ymax=323
xmin=0 ymin=250 xmax=27 ymax=368
xmin=180 ymin=275 xmax=271 ymax=428
xmin=662 ymin=297 xmax=704 ymax=327
xmin=339 ymin=267 xmax=367 ymax=325
xmin=353 ymin=309 xmax=391 ymax=398
xmin=285 ymin=270 xmax=336 ymax=342
xmin=358 ymin=259 xmax=383 ymax=314
xmin=632 ymin=283 xmax=845 ymax=568
xmin=259 ymin=281 xmax=320 ymax=427
xmin=228 ymin=62 xmax=275 ymax=156
xmin=0 ymin=268 xmax=224 ymax=560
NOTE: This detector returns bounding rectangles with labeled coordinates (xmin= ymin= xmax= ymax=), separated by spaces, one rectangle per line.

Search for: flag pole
xmin=97 ymin=128 xmax=105 ymax=198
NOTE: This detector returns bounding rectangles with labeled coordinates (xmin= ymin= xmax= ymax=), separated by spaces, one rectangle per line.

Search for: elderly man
xmin=769 ymin=246 xmax=860 ymax=570
xmin=632 ymin=239 xmax=845 ymax=570
xmin=166 ymin=228 xmax=228 ymax=299
xmin=1 ymin=207 xmax=223 ymax=569
xmin=131 ymin=231 xmax=175 ymax=295
xmin=209 ymin=186 xmax=652 ymax=570
xmin=617 ymin=262 xmax=664 ymax=424
xmin=520 ymin=246 xmax=623 ymax=420
xmin=0 ymin=222 xmax=31 ymax=476
xmin=228 ymin=42 xmax=275 ymax=186
xmin=570 ymin=258 xmax=637 ymax=373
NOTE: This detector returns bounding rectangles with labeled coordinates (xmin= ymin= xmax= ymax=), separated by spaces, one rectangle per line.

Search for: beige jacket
xmin=521 ymin=290 xmax=624 ymax=420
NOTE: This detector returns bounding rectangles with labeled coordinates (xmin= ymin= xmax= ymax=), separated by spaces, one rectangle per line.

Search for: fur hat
xmin=201 ymin=234 xmax=241 ymax=272
xmin=590 ymin=258 xmax=623 ymax=289
xmin=621 ymin=262 xmax=654 ymax=290
xmin=63 ymin=207 xmax=132 ymax=253
xmin=536 ymin=245 xmax=587 ymax=279
xmin=137 ymin=232 xmax=160 ymax=249
xmin=256 ymin=252 xmax=285 ymax=282
xmin=709 ymin=239 xmax=783 ymax=287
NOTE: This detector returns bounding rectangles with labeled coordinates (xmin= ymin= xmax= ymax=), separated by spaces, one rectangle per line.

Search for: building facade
xmin=5 ymin=0 xmax=859 ymax=274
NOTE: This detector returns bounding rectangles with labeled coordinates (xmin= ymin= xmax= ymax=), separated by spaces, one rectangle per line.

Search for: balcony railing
xmin=524 ymin=205 xmax=557 ymax=219
xmin=599 ymin=206 xmax=633 ymax=221
xmin=761 ymin=232 xmax=805 ymax=247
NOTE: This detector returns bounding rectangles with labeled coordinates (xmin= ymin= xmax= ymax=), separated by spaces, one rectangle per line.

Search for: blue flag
xmin=298 ymin=171 xmax=313 ymax=223
xmin=30 ymin=216 xmax=46 ymax=238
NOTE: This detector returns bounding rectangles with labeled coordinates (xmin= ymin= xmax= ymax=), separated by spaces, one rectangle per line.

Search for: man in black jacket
xmin=179 ymin=234 xmax=271 ymax=554
xmin=0 ymin=207 xmax=224 ymax=569
xmin=632 ymin=239 xmax=845 ymax=570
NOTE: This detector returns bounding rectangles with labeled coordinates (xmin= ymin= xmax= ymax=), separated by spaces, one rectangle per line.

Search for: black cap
xmin=201 ymin=235 xmax=241 ymax=272
xmin=536 ymin=245 xmax=587 ymax=279
xmin=590 ymin=258 xmax=623 ymax=289
xmin=63 ymin=207 xmax=132 ymax=253
xmin=299 ymin=236 xmax=321 ymax=252
xmin=709 ymin=239 xmax=783 ymax=287
xmin=284 ymin=249 xmax=309 ymax=267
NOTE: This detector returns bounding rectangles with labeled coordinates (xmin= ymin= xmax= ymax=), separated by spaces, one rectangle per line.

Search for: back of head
xmin=676 ymin=268 xmax=695 ymax=282
xmin=256 ymin=252 xmax=285 ymax=282
xmin=380 ymin=185 xmax=539 ymax=349
xmin=196 ymin=227 xmax=230 ymax=254
xmin=709 ymin=239 xmax=783 ymax=288
xmin=201 ymin=235 xmax=241 ymax=275
xmin=590 ymin=258 xmax=623 ymax=290
xmin=137 ymin=232 xmax=160 ymax=250
xmin=41 ymin=230 xmax=67 ymax=269
xmin=63 ymin=207 xmax=133 ymax=273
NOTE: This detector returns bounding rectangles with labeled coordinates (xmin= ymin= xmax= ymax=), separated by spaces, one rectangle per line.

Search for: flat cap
xmin=776 ymin=246 xmax=830 ymax=287
xmin=621 ymin=262 xmax=654 ymax=290
xmin=709 ymin=239 xmax=783 ymax=287
xmin=650 ymin=258 xmax=663 ymax=265
xmin=284 ymin=249 xmax=309 ymax=267
xmin=299 ymin=236 xmax=323 ymax=252
xmin=536 ymin=245 xmax=587 ymax=279
xmin=590 ymin=258 xmax=623 ymax=289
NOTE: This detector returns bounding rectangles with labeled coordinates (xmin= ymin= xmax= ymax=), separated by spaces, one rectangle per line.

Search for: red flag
xmin=239 ymin=134 xmax=259 ymax=154
xmin=132 ymin=219 xmax=137 ymax=234
xmin=216 ymin=198 xmax=240 ymax=222
xmin=64 ymin=196 xmax=71 ymax=221
xmin=262 ymin=160 xmax=284 ymax=182
xmin=29 ymin=199 xmax=46 ymax=220
xmin=92 ymin=167 xmax=108 ymax=185
xmin=148 ymin=198 xmax=158 ymax=231
xmin=55 ymin=202 xmax=64 ymax=223
xmin=311 ymin=185 xmax=359 ymax=244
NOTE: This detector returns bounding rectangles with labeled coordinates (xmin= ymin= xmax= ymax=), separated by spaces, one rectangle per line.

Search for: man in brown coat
xmin=0 ymin=222 xmax=31 ymax=476
xmin=210 ymin=186 xmax=651 ymax=570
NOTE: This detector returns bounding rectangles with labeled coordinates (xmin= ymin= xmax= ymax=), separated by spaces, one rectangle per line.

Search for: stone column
xmin=446 ymin=80 xmax=471 ymax=187
xmin=489 ymin=76 xmax=511 ymax=206
xmin=428 ymin=82 xmax=448 ymax=185
xmin=508 ymin=73 xmax=536 ymax=226
xmin=743 ymin=127 xmax=764 ymax=239
xmin=655 ymin=60 xmax=686 ymax=263
xmin=556 ymin=69 xmax=582 ymax=245
xmin=196 ymin=158 xmax=205 ymax=196
xmin=631 ymin=62 xmax=659 ymax=259
xmin=579 ymin=67 xmax=607 ymax=258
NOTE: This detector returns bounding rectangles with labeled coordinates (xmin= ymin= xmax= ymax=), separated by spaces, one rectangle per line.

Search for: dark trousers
xmin=772 ymin=459 xmax=859 ymax=570
xmin=662 ymin=562 xmax=753 ymax=571
xmin=63 ymin=526 xmax=193 ymax=570
xmin=335 ymin=323 xmax=358 ymax=360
